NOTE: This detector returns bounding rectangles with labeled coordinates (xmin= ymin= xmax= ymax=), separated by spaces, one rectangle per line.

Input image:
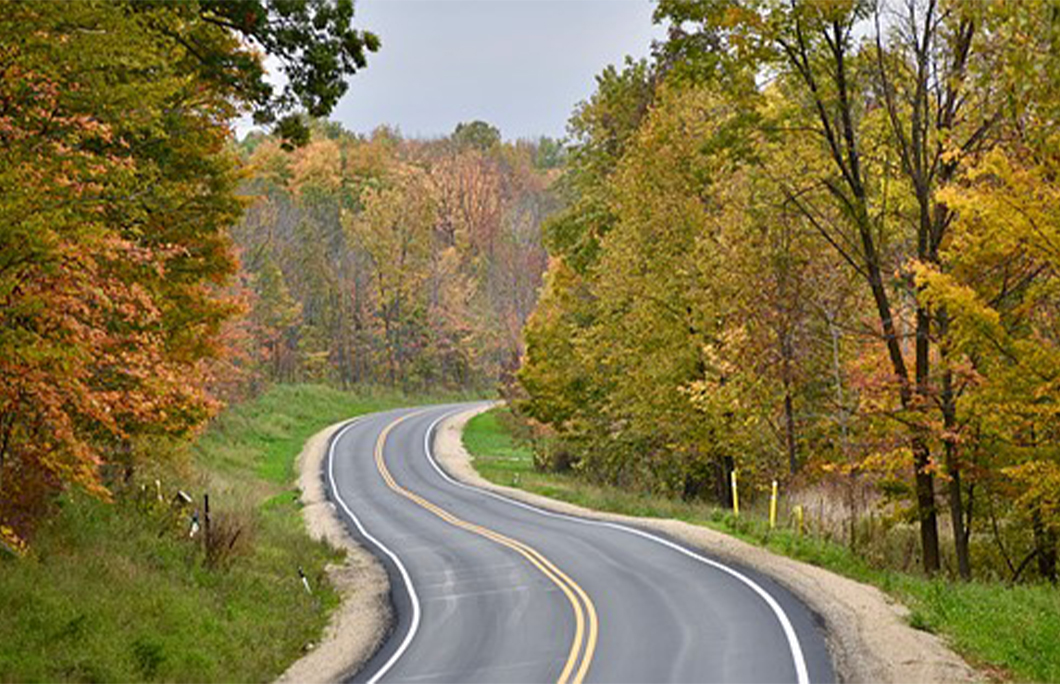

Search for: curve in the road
xmin=327 ymin=404 xmax=832 ymax=684
xmin=420 ymin=410 xmax=809 ymax=684
xmin=372 ymin=411 xmax=597 ymax=684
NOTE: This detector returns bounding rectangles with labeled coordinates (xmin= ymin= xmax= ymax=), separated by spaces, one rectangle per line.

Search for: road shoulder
xmin=276 ymin=421 xmax=392 ymax=684
xmin=434 ymin=405 xmax=978 ymax=684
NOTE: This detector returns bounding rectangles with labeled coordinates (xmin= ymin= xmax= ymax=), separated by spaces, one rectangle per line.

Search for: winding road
xmin=326 ymin=404 xmax=835 ymax=684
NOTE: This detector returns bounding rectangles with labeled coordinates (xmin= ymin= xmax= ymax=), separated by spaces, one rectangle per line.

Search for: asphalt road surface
xmin=326 ymin=404 xmax=835 ymax=684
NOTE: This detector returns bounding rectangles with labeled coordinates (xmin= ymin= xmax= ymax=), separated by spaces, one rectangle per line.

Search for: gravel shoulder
xmin=434 ymin=405 xmax=979 ymax=684
xmin=276 ymin=421 xmax=391 ymax=684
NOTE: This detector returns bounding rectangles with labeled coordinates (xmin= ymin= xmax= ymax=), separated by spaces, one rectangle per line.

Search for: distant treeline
xmin=229 ymin=121 xmax=560 ymax=393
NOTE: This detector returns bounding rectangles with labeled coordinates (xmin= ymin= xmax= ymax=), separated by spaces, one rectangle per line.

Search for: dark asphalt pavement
xmin=326 ymin=404 xmax=835 ymax=684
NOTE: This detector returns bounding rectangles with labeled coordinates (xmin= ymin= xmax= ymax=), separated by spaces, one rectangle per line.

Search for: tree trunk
xmin=857 ymin=209 xmax=940 ymax=576
xmin=0 ymin=410 xmax=10 ymax=505
xmin=911 ymin=305 xmax=939 ymax=578
xmin=912 ymin=434 xmax=941 ymax=573
xmin=1033 ymin=511 xmax=1058 ymax=584
xmin=717 ymin=454 xmax=735 ymax=508
xmin=784 ymin=391 xmax=798 ymax=475
xmin=940 ymin=324 xmax=971 ymax=579
xmin=868 ymin=235 xmax=940 ymax=574
xmin=946 ymin=454 xmax=971 ymax=579
xmin=827 ymin=311 xmax=851 ymax=453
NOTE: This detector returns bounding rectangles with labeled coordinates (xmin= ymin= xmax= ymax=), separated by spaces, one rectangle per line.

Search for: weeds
xmin=203 ymin=509 xmax=253 ymax=570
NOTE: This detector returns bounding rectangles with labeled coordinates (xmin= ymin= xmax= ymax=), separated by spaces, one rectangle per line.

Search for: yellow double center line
xmin=374 ymin=412 xmax=598 ymax=684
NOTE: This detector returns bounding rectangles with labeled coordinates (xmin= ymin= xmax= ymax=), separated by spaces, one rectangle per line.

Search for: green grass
xmin=197 ymin=383 xmax=476 ymax=486
xmin=464 ymin=407 xmax=1060 ymax=683
xmin=0 ymin=383 xmax=478 ymax=683
xmin=892 ymin=576 xmax=1060 ymax=681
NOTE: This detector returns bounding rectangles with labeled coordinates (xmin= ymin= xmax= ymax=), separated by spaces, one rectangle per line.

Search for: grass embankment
xmin=464 ymin=407 xmax=1060 ymax=683
xmin=0 ymin=384 xmax=473 ymax=683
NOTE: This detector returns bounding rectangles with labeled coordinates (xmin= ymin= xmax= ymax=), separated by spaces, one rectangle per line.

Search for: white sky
xmin=255 ymin=0 xmax=665 ymax=142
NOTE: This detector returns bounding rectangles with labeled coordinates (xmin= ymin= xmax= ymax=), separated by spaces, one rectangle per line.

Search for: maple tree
xmin=916 ymin=141 xmax=1060 ymax=582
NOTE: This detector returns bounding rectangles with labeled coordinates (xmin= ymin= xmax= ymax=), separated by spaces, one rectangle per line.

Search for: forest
xmin=0 ymin=0 xmax=555 ymax=552
xmin=231 ymin=120 xmax=558 ymax=393
xmin=3 ymin=0 xmax=1060 ymax=593
xmin=515 ymin=0 xmax=1060 ymax=583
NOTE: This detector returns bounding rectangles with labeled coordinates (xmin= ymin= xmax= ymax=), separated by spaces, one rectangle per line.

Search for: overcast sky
xmin=319 ymin=0 xmax=663 ymax=141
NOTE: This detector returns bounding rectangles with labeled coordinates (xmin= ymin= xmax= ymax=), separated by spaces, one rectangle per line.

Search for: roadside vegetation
xmin=515 ymin=0 xmax=1060 ymax=597
xmin=0 ymin=384 xmax=468 ymax=683
xmin=0 ymin=0 xmax=378 ymax=554
xmin=465 ymin=407 xmax=1060 ymax=683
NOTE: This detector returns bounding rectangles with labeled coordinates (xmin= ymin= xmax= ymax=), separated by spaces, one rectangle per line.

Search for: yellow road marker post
xmin=769 ymin=480 xmax=778 ymax=530
xmin=794 ymin=505 xmax=804 ymax=535
xmin=731 ymin=469 xmax=740 ymax=517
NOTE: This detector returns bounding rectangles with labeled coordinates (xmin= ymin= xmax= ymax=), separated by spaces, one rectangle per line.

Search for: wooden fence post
xmin=203 ymin=493 xmax=211 ymax=555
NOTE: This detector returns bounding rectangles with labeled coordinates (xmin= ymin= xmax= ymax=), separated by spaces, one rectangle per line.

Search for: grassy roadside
xmin=0 ymin=384 xmax=476 ymax=683
xmin=464 ymin=407 xmax=1060 ymax=683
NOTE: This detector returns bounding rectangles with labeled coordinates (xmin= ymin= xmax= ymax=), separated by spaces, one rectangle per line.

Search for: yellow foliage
xmin=0 ymin=526 xmax=27 ymax=557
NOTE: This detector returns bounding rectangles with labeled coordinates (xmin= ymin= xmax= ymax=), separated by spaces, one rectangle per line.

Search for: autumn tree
xmin=650 ymin=0 xmax=1060 ymax=577
xmin=0 ymin=0 xmax=376 ymax=545
xmin=518 ymin=58 xmax=657 ymax=460
xmin=453 ymin=120 xmax=502 ymax=152
xmin=917 ymin=141 xmax=1060 ymax=582
xmin=545 ymin=57 xmax=657 ymax=273
xmin=344 ymin=167 xmax=436 ymax=386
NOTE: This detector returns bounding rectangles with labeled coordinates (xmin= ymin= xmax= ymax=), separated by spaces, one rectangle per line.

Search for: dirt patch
xmin=435 ymin=406 xmax=978 ymax=684
xmin=276 ymin=421 xmax=391 ymax=684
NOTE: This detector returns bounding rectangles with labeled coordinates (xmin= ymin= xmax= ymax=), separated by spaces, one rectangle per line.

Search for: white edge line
xmin=423 ymin=406 xmax=811 ymax=684
xmin=328 ymin=414 xmax=421 ymax=684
